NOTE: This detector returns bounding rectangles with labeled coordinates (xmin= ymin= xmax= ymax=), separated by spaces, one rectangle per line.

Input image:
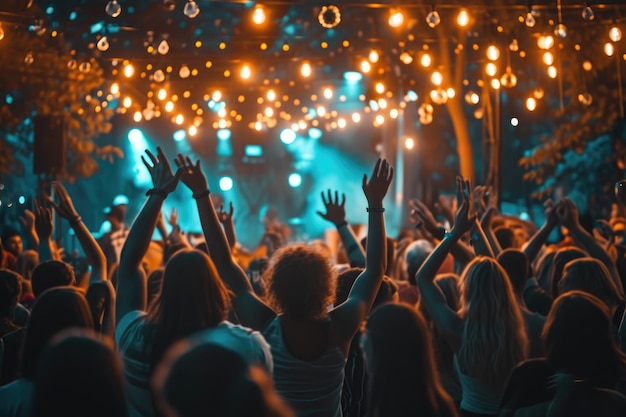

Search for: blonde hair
xmin=457 ymin=257 xmax=528 ymax=386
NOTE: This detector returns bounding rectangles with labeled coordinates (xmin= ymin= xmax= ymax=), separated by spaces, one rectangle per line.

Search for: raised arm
xmin=35 ymin=205 xmax=56 ymax=262
xmin=524 ymin=199 xmax=560 ymax=263
xmin=331 ymin=159 xmax=393 ymax=349
xmin=217 ymin=201 xmax=237 ymax=250
xmin=559 ymin=197 xmax=624 ymax=297
xmin=19 ymin=209 xmax=39 ymax=250
xmin=174 ymin=154 xmax=275 ymax=330
xmin=316 ymin=189 xmax=366 ymax=267
xmin=409 ymin=198 xmax=475 ymax=269
xmin=116 ymin=148 xmax=180 ymax=323
xmin=417 ymin=177 xmax=473 ymax=351
xmin=47 ymin=182 xmax=107 ymax=288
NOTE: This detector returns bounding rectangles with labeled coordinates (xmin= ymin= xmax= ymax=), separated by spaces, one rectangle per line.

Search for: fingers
xmin=145 ymin=149 xmax=158 ymax=166
xmin=229 ymin=201 xmax=234 ymax=215
xmin=340 ymin=193 xmax=346 ymax=207
xmin=320 ymin=190 xmax=328 ymax=205
xmin=372 ymin=158 xmax=382 ymax=179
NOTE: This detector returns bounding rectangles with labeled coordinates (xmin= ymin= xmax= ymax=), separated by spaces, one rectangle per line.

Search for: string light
xmin=610 ymin=26 xmax=622 ymax=42
xmin=105 ymin=0 xmax=122 ymax=18
xmin=457 ymin=9 xmax=470 ymax=27
xmin=318 ymin=5 xmax=341 ymax=29
xmin=388 ymin=10 xmax=404 ymax=28
xmin=426 ymin=6 xmax=441 ymax=28
xmin=0 ymin=23 xmax=6 ymax=41
xmin=252 ymin=6 xmax=266 ymax=25
xmin=183 ymin=0 xmax=200 ymax=18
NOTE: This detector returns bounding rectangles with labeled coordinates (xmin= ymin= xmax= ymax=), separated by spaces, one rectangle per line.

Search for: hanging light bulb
xmin=97 ymin=36 xmax=109 ymax=51
xmin=486 ymin=45 xmax=500 ymax=61
xmin=79 ymin=61 xmax=91 ymax=73
xmin=153 ymin=69 xmax=165 ymax=83
xmin=500 ymin=67 xmax=518 ymax=88
xmin=0 ymin=23 xmax=4 ymax=41
xmin=105 ymin=0 xmax=122 ymax=18
xmin=158 ymin=39 xmax=170 ymax=55
xmin=318 ymin=5 xmax=341 ymax=29
xmin=525 ymin=10 xmax=536 ymax=28
xmin=582 ymin=4 xmax=594 ymax=21
xmin=67 ymin=59 xmax=77 ymax=70
xmin=609 ymin=26 xmax=622 ymax=42
xmin=430 ymin=88 xmax=448 ymax=104
xmin=426 ymin=6 xmax=441 ymax=28
xmin=509 ymin=38 xmax=519 ymax=52
xmin=252 ymin=6 xmax=266 ymax=25
xmin=179 ymin=65 xmax=190 ymax=79
xmin=24 ymin=50 xmax=34 ymax=65
xmin=554 ymin=23 xmax=567 ymax=38
xmin=183 ymin=0 xmax=200 ymax=18
xmin=457 ymin=9 xmax=470 ymax=27
xmin=605 ymin=42 xmax=615 ymax=56
xmin=388 ymin=10 xmax=405 ymax=28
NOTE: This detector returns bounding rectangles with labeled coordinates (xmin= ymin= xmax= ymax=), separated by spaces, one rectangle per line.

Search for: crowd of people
xmin=1 ymin=147 xmax=625 ymax=417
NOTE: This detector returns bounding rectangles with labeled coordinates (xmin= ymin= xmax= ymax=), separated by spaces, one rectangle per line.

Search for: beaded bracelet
xmin=366 ymin=207 xmax=385 ymax=213
xmin=192 ymin=189 xmax=211 ymax=199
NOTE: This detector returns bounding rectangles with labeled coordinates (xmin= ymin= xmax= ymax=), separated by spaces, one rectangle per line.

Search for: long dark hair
xmin=146 ymin=249 xmax=231 ymax=369
xmin=543 ymin=290 xmax=626 ymax=388
xmin=21 ymin=287 xmax=94 ymax=379
xmin=364 ymin=303 xmax=457 ymax=417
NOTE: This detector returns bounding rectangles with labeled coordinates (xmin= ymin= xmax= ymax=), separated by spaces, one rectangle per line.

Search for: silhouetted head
xmin=362 ymin=303 xmax=456 ymax=417
xmin=559 ymin=258 xmax=623 ymax=309
xmin=334 ymin=267 xmax=398 ymax=308
xmin=31 ymin=328 xmax=128 ymax=417
xmin=497 ymin=249 xmax=530 ymax=297
xmin=550 ymin=246 xmax=587 ymax=297
xmin=31 ymin=260 xmax=76 ymax=298
xmin=153 ymin=340 xmax=294 ymax=417
xmin=404 ymin=239 xmax=434 ymax=285
xmin=21 ymin=286 xmax=94 ymax=379
xmin=494 ymin=227 xmax=516 ymax=250
xmin=543 ymin=291 xmax=626 ymax=387
xmin=264 ymin=244 xmax=335 ymax=319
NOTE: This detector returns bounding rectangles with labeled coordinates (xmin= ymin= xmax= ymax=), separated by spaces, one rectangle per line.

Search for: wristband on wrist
xmin=69 ymin=215 xmax=82 ymax=226
xmin=146 ymin=188 xmax=167 ymax=199
xmin=366 ymin=207 xmax=385 ymax=213
xmin=335 ymin=220 xmax=348 ymax=228
xmin=192 ymin=189 xmax=211 ymax=199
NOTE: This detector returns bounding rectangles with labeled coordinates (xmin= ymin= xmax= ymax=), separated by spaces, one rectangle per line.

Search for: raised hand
xmin=217 ymin=202 xmax=234 ymax=225
xmin=19 ymin=209 xmax=36 ymax=234
xmin=409 ymin=199 xmax=440 ymax=236
xmin=174 ymin=154 xmax=209 ymax=195
xmin=46 ymin=182 xmax=80 ymax=221
xmin=167 ymin=208 xmax=179 ymax=228
xmin=362 ymin=159 xmax=394 ymax=208
xmin=451 ymin=176 xmax=476 ymax=237
xmin=141 ymin=147 xmax=180 ymax=195
xmin=35 ymin=206 xmax=53 ymax=240
xmin=544 ymin=199 xmax=560 ymax=228
xmin=316 ymin=189 xmax=347 ymax=226
xmin=557 ymin=197 xmax=580 ymax=230
xmin=434 ymin=194 xmax=456 ymax=224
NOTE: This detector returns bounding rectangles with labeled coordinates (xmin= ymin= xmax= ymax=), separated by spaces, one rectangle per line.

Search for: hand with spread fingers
xmin=174 ymin=153 xmax=209 ymax=195
xmin=46 ymin=182 xmax=80 ymax=221
xmin=451 ymin=176 xmax=476 ymax=237
xmin=35 ymin=206 xmax=54 ymax=240
xmin=409 ymin=198 xmax=440 ymax=237
xmin=362 ymin=158 xmax=394 ymax=208
xmin=141 ymin=147 xmax=181 ymax=196
xmin=316 ymin=189 xmax=347 ymax=227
